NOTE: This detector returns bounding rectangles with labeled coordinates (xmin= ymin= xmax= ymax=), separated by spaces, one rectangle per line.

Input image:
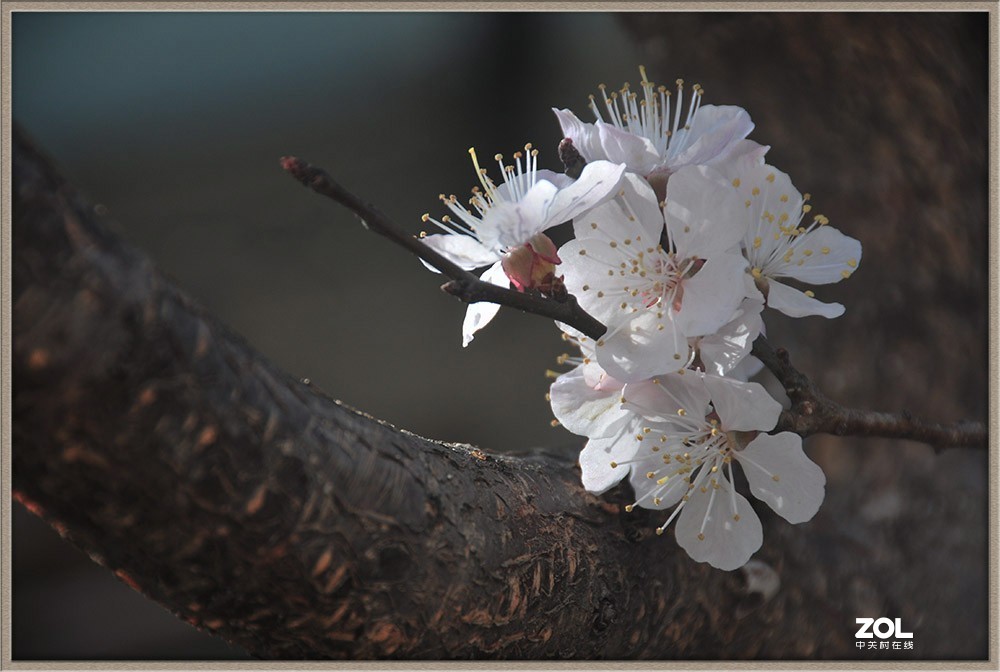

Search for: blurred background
xmin=11 ymin=10 xmax=989 ymax=660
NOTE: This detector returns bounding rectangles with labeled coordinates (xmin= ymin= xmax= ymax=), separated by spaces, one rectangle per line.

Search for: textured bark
xmin=10 ymin=12 xmax=991 ymax=660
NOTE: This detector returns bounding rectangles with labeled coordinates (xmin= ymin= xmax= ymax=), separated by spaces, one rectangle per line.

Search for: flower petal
xmin=550 ymin=366 xmax=629 ymax=439
xmin=765 ymin=279 xmax=845 ymax=319
xmin=703 ymin=375 xmax=782 ymax=432
xmin=622 ymin=373 xmax=712 ymax=425
xmin=477 ymin=183 xmax=560 ymax=250
xmin=673 ymin=105 xmax=755 ymax=169
xmin=544 ymin=160 xmax=626 ymax=227
xmin=421 ymin=233 xmax=499 ymax=271
xmin=697 ymin=298 xmax=765 ymax=376
xmin=772 ymin=225 xmax=863 ymax=285
xmin=579 ymin=430 xmax=640 ymax=494
xmin=597 ymin=310 xmax=690 ymax=383
xmin=665 ymin=165 xmax=747 ymax=259
xmin=738 ymin=432 xmax=826 ymax=524
xmin=676 ymin=477 xmax=763 ymax=571
xmin=674 ymin=252 xmax=749 ymax=337
xmin=460 ymin=262 xmax=508 ymax=347
xmin=572 ymin=172 xmax=664 ymax=243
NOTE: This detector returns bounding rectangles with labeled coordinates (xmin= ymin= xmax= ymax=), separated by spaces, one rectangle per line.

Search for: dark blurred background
xmin=11 ymin=11 xmax=989 ymax=660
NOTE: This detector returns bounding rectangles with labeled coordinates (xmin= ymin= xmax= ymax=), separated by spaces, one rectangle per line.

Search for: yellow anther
xmin=624 ymin=504 xmax=634 ymax=512
xmin=821 ymin=246 xmax=831 ymax=254
xmin=732 ymin=178 xmax=741 ymax=188
xmin=804 ymin=290 xmax=815 ymax=298
xmin=841 ymin=269 xmax=851 ymax=279
xmin=772 ymin=474 xmax=780 ymax=482
xmin=753 ymin=236 xmax=762 ymax=249
xmin=677 ymin=408 xmax=687 ymax=416
xmin=657 ymin=476 xmax=669 ymax=485
xmin=751 ymin=267 xmax=763 ymax=279
xmin=847 ymin=259 xmax=858 ymax=268
xmin=780 ymin=194 xmax=789 ymax=202
xmin=751 ymin=187 xmax=760 ymax=196
xmin=550 ymin=419 xmax=560 ymax=427
xmin=766 ymin=173 xmax=775 ymax=183
xmin=697 ymin=533 xmax=705 ymax=541
xmin=610 ymin=461 xmax=619 ymax=468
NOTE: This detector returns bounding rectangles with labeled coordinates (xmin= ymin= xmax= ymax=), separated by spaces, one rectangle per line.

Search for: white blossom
xmin=615 ymin=372 xmax=825 ymax=570
xmin=714 ymin=156 xmax=863 ymax=318
xmin=420 ymin=145 xmax=626 ymax=346
xmin=552 ymin=67 xmax=765 ymax=183
xmin=559 ymin=168 xmax=749 ymax=382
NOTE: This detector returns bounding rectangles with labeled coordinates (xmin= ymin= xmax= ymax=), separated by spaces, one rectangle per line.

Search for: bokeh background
xmin=11 ymin=10 xmax=990 ymax=660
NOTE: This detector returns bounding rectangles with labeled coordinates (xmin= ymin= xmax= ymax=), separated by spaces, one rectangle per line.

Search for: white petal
xmin=772 ymin=226 xmax=862 ymax=285
xmin=595 ymin=120 xmax=661 ymax=176
xmin=676 ymin=477 xmax=763 ymax=571
xmin=726 ymin=354 xmax=765 ymax=382
xmin=766 ymin=279 xmax=845 ymax=319
xmin=738 ymin=432 xmax=826 ymax=524
xmin=673 ymin=105 xmax=755 ymax=169
xmin=665 ymin=165 xmax=747 ymax=259
xmin=622 ymin=373 xmax=712 ymax=425
xmin=597 ymin=311 xmax=689 ymax=383
xmin=629 ymin=455 xmax=690 ymax=510
xmin=703 ymin=375 xmax=782 ymax=432
xmin=543 ymin=160 xmax=626 ymax=227
xmin=550 ymin=366 xmax=629 ymax=439
xmin=460 ymin=262 xmax=508 ymax=347
xmin=572 ymin=172 xmax=664 ymax=243
xmin=558 ymin=238 xmax=634 ymax=323
xmin=479 ymin=183 xmax=560 ymax=250
xmin=674 ymin=252 xmax=749 ymax=337
xmin=420 ymin=233 xmax=499 ymax=271
xmin=579 ymin=430 xmax=640 ymax=494
xmin=697 ymin=298 xmax=765 ymax=376
xmin=711 ymin=139 xmax=769 ymax=167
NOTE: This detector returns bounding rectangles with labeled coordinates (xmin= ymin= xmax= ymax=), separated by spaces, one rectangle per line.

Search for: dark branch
xmin=752 ymin=337 xmax=987 ymax=449
xmin=280 ymin=156 xmax=607 ymax=341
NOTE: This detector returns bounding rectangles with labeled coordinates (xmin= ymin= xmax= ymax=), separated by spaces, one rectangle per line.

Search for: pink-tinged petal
xmin=460 ymin=262 xmax=508 ymax=347
xmin=597 ymin=311 xmax=690 ymax=383
xmin=698 ymin=298 xmax=765 ymax=376
xmin=665 ymin=165 xmax=747 ymax=259
xmin=772 ymin=226 xmax=863 ymax=285
xmin=573 ymin=172 xmax=664 ymax=243
xmin=420 ymin=233 xmax=499 ymax=271
xmin=765 ymin=279 xmax=845 ymax=319
xmin=676 ymin=477 xmax=763 ymax=571
xmin=544 ymin=160 xmax=626 ymax=227
xmin=738 ymin=432 xmax=826 ymax=524
xmin=579 ymin=429 xmax=641 ymax=494
xmin=674 ymin=252 xmax=749 ymax=337
xmin=673 ymin=105 xmax=755 ymax=169
xmin=703 ymin=375 xmax=782 ymax=432
xmin=550 ymin=366 xmax=630 ymax=439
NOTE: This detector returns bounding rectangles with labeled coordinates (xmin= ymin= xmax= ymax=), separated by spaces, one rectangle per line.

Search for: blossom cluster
xmin=419 ymin=68 xmax=861 ymax=570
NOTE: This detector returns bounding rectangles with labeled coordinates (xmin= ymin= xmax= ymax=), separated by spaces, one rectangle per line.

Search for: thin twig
xmin=280 ymin=156 xmax=607 ymax=341
xmin=752 ymin=336 xmax=987 ymax=450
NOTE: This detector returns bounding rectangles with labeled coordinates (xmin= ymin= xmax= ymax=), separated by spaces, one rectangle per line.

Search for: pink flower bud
xmin=502 ymin=233 xmax=562 ymax=292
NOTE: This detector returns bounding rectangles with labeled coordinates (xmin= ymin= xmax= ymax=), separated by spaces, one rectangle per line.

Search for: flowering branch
xmin=752 ymin=337 xmax=987 ymax=449
xmin=280 ymin=156 xmax=607 ymax=341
